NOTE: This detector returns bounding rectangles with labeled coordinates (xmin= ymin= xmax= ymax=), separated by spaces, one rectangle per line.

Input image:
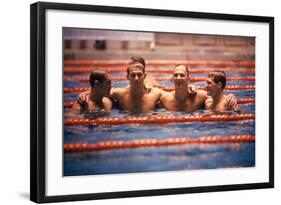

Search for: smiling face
xmin=205 ymin=71 xmax=226 ymax=96
xmin=205 ymin=77 xmax=220 ymax=96
xmin=173 ymin=65 xmax=189 ymax=89
xmin=126 ymin=63 xmax=146 ymax=87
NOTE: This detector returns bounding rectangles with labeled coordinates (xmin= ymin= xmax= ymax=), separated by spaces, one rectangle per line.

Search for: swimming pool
xmin=63 ymin=63 xmax=255 ymax=176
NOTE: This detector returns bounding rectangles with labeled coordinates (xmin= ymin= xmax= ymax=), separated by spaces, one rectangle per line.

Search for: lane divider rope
xmin=64 ymin=98 xmax=255 ymax=109
xmin=64 ymin=135 xmax=255 ymax=152
xmin=64 ymin=114 xmax=255 ymax=126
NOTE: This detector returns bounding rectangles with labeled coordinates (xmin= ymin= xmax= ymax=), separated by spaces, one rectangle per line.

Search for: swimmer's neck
xmin=211 ymin=91 xmax=224 ymax=105
xmin=90 ymin=89 xmax=103 ymax=104
xmin=175 ymin=85 xmax=189 ymax=101
xmin=130 ymin=84 xmax=147 ymax=98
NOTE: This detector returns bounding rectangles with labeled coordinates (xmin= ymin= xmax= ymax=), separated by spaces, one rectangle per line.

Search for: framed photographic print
xmin=30 ymin=1 xmax=274 ymax=203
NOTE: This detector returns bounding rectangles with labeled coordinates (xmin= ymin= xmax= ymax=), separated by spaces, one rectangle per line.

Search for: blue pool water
xmin=64 ymin=66 xmax=255 ymax=176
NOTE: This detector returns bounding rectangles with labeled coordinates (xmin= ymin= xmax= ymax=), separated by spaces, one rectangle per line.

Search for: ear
xmin=217 ymin=82 xmax=222 ymax=88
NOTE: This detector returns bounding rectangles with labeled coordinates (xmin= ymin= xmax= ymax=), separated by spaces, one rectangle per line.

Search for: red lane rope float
xmin=64 ymin=98 xmax=255 ymax=109
xmin=64 ymin=67 xmax=255 ymax=74
xmin=64 ymin=135 xmax=255 ymax=152
xmin=237 ymin=98 xmax=255 ymax=104
xmin=162 ymin=85 xmax=255 ymax=92
xmin=64 ymin=114 xmax=255 ymax=126
xmin=64 ymin=76 xmax=255 ymax=83
xmin=64 ymin=85 xmax=255 ymax=94
xmin=64 ymin=60 xmax=255 ymax=67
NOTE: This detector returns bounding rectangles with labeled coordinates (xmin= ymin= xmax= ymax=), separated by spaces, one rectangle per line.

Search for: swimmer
xmin=128 ymin=56 xmax=158 ymax=87
xmin=72 ymin=70 xmax=112 ymax=115
xmin=110 ymin=58 xmax=162 ymax=113
xmin=159 ymin=64 xmax=207 ymax=112
xmin=159 ymin=64 xmax=237 ymax=112
xmin=78 ymin=57 xmax=163 ymax=113
xmin=205 ymin=70 xmax=238 ymax=112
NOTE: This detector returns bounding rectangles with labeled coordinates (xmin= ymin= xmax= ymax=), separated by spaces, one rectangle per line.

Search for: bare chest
xmin=118 ymin=93 xmax=159 ymax=112
xmin=164 ymin=96 xmax=204 ymax=112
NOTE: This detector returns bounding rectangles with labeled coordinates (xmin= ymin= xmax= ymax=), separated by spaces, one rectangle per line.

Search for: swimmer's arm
xmin=204 ymin=97 xmax=213 ymax=110
xmin=77 ymin=90 xmax=90 ymax=104
xmin=158 ymin=89 xmax=170 ymax=108
xmin=109 ymin=87 xmax=123 ymax=98
xmin=69 ymin=102 xmax=86 ymax=115
xmin=197 ymin=90 xmax=208 ymax=109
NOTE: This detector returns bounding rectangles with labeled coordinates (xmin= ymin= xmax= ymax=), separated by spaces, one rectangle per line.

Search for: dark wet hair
xmin=208 ymin=70 xmax=226 ymax=89
xmin=130 ymin=56 xmax=146 ymax=68
xmin=175 ymin=64 xmax=189 ymax=75
xmin=89 ymin=70 xmax=111 ymax=87
xmin=127 ymin=57 xmax=146 ymax=74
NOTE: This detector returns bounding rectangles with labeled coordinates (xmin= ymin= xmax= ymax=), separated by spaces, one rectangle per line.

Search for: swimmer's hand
xmin=225 ymin=94 xmax=238 ymax=110
xmin=189 ymin=85 xmax=198 ymax=95
xmin=77 ymin=90 xmax=90 ymax=105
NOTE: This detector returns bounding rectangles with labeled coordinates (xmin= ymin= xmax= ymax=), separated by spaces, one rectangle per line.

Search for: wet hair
xmin=208 ymin=70 xmax=226 ymax=89
xmin=127 ymin=57 xmax=146 ymax=74
xmin=89 ymin=70 xmax=111 ymax=87
xmin=175 ymin=64 xmax=189 ymax=76
xmin=130 ymin=56 xmax=146 ymax=68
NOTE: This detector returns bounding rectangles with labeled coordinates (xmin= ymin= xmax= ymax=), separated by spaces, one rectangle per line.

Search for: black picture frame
xmin=30 ymin=1 xmax=274 ymax=203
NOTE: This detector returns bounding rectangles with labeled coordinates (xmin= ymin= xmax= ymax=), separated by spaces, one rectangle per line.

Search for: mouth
xmin=175 ymin=81 xmax=184 ymax=88
xmin=132 ymin=81 xmax=142 ymax=86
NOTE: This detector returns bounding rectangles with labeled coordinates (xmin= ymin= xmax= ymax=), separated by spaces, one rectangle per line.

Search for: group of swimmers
xmin=71 ymin=57 xmax=238 ymax=115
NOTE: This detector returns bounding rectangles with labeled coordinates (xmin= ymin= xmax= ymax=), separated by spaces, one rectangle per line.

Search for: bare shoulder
xmin=150 ymin=87 xmax=165 ymax=95
xmin=110 ymin=87 xmax=128 ymax=97
xmin=102 ymin=97 xmax=113 ymax=112
xmin=102 ymin=96 xmax=112 ymax=104
xmin=196 ymin=90 xmax=208 ymax=99
xmin=160 ymin=90 xmax=174 ymax=101
xmin=197 ymin=89 xmax=207 ymax=96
